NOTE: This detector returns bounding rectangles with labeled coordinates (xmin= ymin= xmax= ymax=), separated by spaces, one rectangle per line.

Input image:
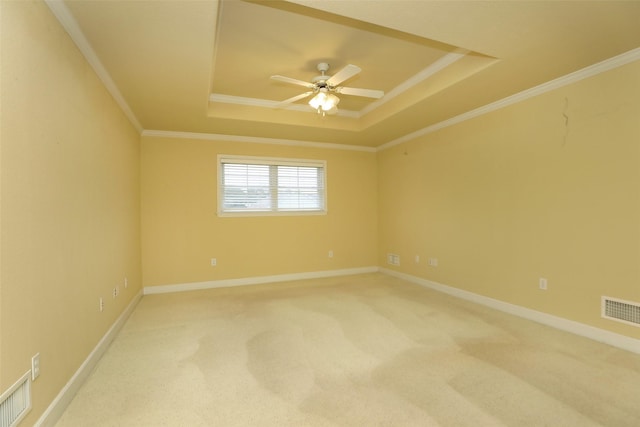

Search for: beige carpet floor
xmin=55 ymin=273 xmax=640 ymax=426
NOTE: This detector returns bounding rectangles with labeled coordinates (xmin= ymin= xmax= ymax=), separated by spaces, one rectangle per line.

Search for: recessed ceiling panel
xmin=55 ymin=0 xmax=640 ymax=147
xmin=209 ymin=0 xmax=485 ymax=121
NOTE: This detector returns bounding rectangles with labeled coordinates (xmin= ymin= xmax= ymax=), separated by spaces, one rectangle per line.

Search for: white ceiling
xmin=52 ymin=0 xmax=640 ymax=149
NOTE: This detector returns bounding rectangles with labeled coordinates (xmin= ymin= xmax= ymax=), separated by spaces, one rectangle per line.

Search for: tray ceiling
xmin=55 ymin=0 xmax=640 ymax=148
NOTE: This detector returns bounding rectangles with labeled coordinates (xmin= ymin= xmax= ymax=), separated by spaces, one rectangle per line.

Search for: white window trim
xmin=217 ymin=154 xmax=327 ymax=217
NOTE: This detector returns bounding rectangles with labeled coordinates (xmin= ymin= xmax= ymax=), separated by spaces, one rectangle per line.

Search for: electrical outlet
xmin=387 ymin=253 xmax=400 ymax=266
xmin=539 ymin=277 xmax=548 ymax=290
xmin=113 ymin=287 xmax=119 ymax=298
xmin=99 ymin=297 xmax=104 ymax=312
xmin=210 ymin=258 xmax=217 ymax=267
xmin=428 ymin=258 xmax=438 ymax=267
xmin=32 ymin=353 xmax=41 ymax=380
xmin=328 ymin=250 xmax=334 ymax=258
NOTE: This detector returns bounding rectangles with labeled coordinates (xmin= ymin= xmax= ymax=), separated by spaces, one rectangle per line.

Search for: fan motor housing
xmin=312 ymin=62 xmax=331 ymax=87
xmin=313 ymin=78 xmax=329 ymax=88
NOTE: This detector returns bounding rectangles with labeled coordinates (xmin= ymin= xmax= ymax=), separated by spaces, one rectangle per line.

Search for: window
xmin=218 ymin=155 xmax=326 ymax=216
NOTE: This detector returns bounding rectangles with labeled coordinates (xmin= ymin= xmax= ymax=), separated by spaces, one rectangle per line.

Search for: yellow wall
xmin=0 ymin=1 xmax=141 ymax=424
xmin=141 ymin=136 xmax=378 ymax=287
xmin=378 ymin=59 xmax=640 ymax=339
xmin=1 ymin=1 xmax=639 ymax=424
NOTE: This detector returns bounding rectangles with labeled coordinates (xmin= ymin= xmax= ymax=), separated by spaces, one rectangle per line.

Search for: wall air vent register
xmin=0 ymin=371 xmax=31 ymax=427
xmin=602 ymin=296 xmax=640 ymax=328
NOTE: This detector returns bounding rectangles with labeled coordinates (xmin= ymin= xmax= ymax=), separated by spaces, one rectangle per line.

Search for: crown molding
xmin=44 ymin=0 xmax=143 ymax=133
xmin=208 ymin=94 xmax=361 ymax=118
xmin=45 ymin=0 xmax=639 ymax=154
xmin=141 ymin=130 xmax=377 ymax=153
xmin=361 ymin=49 xmax=468 ymax=116
xmin=378 ymin=47 xmax=640 ymax=151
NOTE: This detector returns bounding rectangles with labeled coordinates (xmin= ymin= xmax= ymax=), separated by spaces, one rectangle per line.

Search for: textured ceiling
xmin=58 ymin=0 xmax=640 ymax=148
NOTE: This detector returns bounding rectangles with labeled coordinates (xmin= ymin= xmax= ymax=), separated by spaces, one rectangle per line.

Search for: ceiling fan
xmin=270 ymin=63 xmax=384 ymax=116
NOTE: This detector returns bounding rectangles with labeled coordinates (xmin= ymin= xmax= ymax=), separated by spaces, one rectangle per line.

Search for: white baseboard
xmin=35 ymin=290 xmax=143 ymax=427
xmin=143 ymin=266 xmax=380 ymax=295
xmin=33 ymin=267 xmax=639 ymax=427
xmin=380 ymin=268 xmax=640 ymax=355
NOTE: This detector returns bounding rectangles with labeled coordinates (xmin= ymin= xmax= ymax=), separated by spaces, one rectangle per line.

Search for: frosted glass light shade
xmin=309 ymin=91 xmax=340 ymax=112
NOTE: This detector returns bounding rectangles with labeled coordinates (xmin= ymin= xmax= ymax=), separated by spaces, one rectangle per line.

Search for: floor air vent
xmin=0 ymin=371 xmax=31 ymax=427
xmin=602 ymin=296 xmax=640 ymax=327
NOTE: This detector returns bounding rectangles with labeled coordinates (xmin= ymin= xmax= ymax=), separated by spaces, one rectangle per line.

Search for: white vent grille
xmin=602 ymin=296 xmax=640 ymax=327
xmin=0 ymin=371 xmax=31 ymax=427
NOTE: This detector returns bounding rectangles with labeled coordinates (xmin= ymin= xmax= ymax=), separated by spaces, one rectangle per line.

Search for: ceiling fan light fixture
xmin=272 ymin=62 xmax=380 ymax=117
xmin=308 ymin=90 xmax=340 ymax=113
xmin=325 ymin=104 xmax=339 ymax=115
xmin=325 ymin=93 xmax=340 ymax=109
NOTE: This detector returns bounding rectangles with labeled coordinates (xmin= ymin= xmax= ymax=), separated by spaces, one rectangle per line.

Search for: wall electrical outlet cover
xmin=539 ymin=278 xmax=548 ymax=290
xmin=387 ymin=253 xmax=400 ymax=266
xmin=32 ymin=353 xmax=41 ymax=380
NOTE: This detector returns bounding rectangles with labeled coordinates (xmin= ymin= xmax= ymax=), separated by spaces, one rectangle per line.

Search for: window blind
xmin=218 ymin=156 xmax=326 ymax=216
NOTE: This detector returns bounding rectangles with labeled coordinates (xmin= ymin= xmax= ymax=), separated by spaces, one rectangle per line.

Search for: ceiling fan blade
xmin=326 ymin=64 xmax=361 ymax=87
xmin=337 ymin=86 xmax=384 ymax=99
xmin=270 ymin=75 xmax=314 ymax=88
xmin=274 ymin=91 xmax=314 ymax=108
